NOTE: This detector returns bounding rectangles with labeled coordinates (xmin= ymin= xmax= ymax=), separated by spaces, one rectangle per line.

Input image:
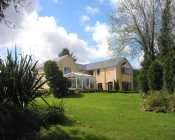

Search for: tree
xmin=158 ymin=0 xmax=175 ymax=57
xmin=158 ymin=0 xmax=175 ymax=93
xmin=139 ymin=69 xmax=149 ymax=93
xmin=148 ymin=60 xmax=163 ymax=90
xmin=44 ymin=60 xmax=70 ymax=97
xmin=110 ymin=0 xmax=162 ymax=63
xmin=59 ymin=48 xmax=77 ymax=61
xmin=164 ymin=56 xmax=175 ymax=93
xmin=0 ymin=0 xmax=24 ymax=21
xmin=110 ymin=0 xmax=163 ymax=93
xmin=133 ymin=69 xmax=140 ymax=91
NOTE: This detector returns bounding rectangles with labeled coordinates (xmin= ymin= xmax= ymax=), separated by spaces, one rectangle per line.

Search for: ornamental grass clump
xmin=0 ymin=50 xmax=46 ymax=109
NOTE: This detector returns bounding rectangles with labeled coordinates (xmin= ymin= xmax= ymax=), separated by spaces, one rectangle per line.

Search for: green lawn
xmin=37 ymin=93 xmax=175 ymax=140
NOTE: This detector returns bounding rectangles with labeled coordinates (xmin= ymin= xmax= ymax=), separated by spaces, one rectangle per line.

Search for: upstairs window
xmin=89 ymin=71 xmax=93 ymax=75
xmin=121 ymin=63 xmax=130 ymax=75
xmin=64 ymin=67 xmax=71 ymax=74
xmin=97 ymin=69 xmax=100 ymax=75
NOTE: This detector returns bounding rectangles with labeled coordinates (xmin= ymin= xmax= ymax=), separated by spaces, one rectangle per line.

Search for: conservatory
xmin=64 ymin=72 xmax=96 ymax=90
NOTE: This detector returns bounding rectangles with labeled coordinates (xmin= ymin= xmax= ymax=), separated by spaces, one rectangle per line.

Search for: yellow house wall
xmin=117 ymin=62 xmax=133 ymax=90
xmin=93 ymin=67 xmax=117 ymax=90
xmin=93 ymin=61 xmax=133 ymax=90
xmin=57 ymin=56 xmax=80 ymax=73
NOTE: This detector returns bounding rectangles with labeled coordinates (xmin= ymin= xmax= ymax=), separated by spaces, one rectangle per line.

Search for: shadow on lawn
xmin=40 ymin=125 xmax=110 ymax=140
xmin=63 ymin=94 xmax=85 ymax=99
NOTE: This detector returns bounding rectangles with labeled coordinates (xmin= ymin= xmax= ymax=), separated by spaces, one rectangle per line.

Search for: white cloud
xmin=14 ymin=12 xmax=100 ymax=63
xmin=80 ymin=15 xmax=90 ymax=24
xmin=86 ymin=6 xmax=99 ymax=15
xmin=52 ymin=0 xmax=60 ymax=4
xmin=85 ymin=21 xmax=112 ymax=57
xmin=0 ymin=1 xmax=114 ymax=65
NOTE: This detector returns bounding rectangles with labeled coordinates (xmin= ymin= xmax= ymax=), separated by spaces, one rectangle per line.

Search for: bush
xmin=0 ymin=49 xmax=47 ymax=139
xmin=143 ymin=92 xmax=175 ymax=113
xmin=168 ymin=94 xmax=175 ymax=112
xmin=43 ymin=105 xmax=65 ymax=125
xmin=148 ymin=60 xmax=163 ymax=90
xmin=44 ymin=61 xmax=71 ymax=97
xmin=0 ymin=50 xmax=46 ymax=109
xmin=0 ymin=105 xmax=41 ymax=140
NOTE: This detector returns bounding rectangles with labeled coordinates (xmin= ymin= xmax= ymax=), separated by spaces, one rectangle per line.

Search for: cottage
xmin=43 ymin=55 xmax=133 ymax=91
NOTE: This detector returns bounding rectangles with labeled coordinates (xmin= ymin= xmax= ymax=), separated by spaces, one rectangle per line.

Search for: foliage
xmin=58 ymin=48 xmax=77 ymax=61
xmin=44 ymin=60 xmax=71 ymax=97
xmin=0 ymin=50 xmax=46 ymax=109
xmin=133 ymin=69 xmax=140 ymax=91
xmin=110 ymin=0 xmax=161 ymax=61
xmin=158 ymin=0 xmax=175 ymax=57
xmin=0 ymin=0 xmax=24 ymax=20
xmin=38 ymin=101 xmax=65 ymax=125
xmin=148 ymin=60 xmax=163 ymax=90
xmin=157 ymin=0 xmax=175 ymax=94
xmin=143 ymin=92 xmax=170 ymax=113
xmin=168 ymin=94 xmax=175 ymax=112
xmin=164 ymin=56 xmax=175 ymax=93
xmin=0 ymin=105 xmax=41 ymax=140
xmin=139 ymin=69 xmax=149 ymax=93
xmin=143 ymin=92 xmax=175 ymax=113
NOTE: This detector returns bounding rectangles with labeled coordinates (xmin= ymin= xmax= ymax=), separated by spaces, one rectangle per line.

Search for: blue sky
xmin=39 ymin=0 xmax=112 ymax=46
xmin=0 ymin=0 xmax=141 ymax=68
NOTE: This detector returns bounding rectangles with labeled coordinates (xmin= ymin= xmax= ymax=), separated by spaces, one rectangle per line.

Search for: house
xmin=41 ymin=55 xmax=133 ymax=91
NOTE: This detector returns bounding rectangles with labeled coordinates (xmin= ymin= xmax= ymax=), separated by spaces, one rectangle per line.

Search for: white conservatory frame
xmin=64 ymin=72 xmax=96 ymax=90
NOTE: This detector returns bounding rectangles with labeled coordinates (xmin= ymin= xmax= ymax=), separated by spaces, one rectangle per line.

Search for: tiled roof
xmin=77 ymin=57 xmax=126 ymax=71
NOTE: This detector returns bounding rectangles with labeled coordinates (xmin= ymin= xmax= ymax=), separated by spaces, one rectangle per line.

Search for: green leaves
xmin=44 ymin=60 xmax=70 ymax=97
xmin=0 ymin=49 xmax=46 ymax=109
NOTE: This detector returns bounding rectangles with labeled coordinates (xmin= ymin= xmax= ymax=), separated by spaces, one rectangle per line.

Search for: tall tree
xmin=44 ymin=60 xmax=70 ymax=97
xmin=59 ymin=48 xmax=77 ymax=61
xmin=110 ymin=0 xmax=162 ymax=64
xmin=110 ymin=0 xmax=162 ymax=93
xmin=158 ymin=0 xmax=175 ymax=93
xmin=158 ymin=0 xmax=175 ymax=57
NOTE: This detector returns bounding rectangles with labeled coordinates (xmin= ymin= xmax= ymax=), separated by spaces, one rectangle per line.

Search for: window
xmin=64 ymin=67 xmax=71 ymax=74
xmin=121 ymin=63 xmax=130 ymax=75
xmin=89 ymin=71 xmax=93 ymax=75
xmin=97 ymin=69 xmax=100 ymax=75
xmin=122 ymin=82 xmax=131 ymax=91
xmin=98 ymin=83 xmax=103 ymax=90
xmin=108 ymin=82 xmax=113 ymax=91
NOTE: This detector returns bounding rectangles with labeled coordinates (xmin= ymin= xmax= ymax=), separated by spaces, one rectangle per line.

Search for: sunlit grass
xmin=37 ymin=93 xmax=175 ymax=140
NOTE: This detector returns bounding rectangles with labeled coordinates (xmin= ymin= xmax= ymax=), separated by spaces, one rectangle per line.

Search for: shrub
xmin=148 ymin=60 xmax=163 ymax=90
xmin=36 ymin=102 xmax=65 ymax=126
xmin=168 ymin=94 xmax=175 ymax=112
xmin=44 ymin=61 xmax=71 ymax=97
xmin=0 ymin=49 xmax=47 ymax=139
xmin=143 ymin=92 xmax=171 ymax=113
xmin=0 ymin=105 xmax=41 ymax=140
xmin=0 ymin=50 xmax=46 ymax=109
xmin=164 ymin=56 xmax=175 ymax=93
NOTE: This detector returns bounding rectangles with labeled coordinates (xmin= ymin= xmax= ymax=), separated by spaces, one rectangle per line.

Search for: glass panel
xmin=70 ymin=78 xmax=76 ymax=88
xmin=64 ymin=67 xmax=71 ymax=74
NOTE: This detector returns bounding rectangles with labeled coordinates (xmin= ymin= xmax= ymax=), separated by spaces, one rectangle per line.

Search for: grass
xmin=36 ymin=93 xmax=175 ymax=140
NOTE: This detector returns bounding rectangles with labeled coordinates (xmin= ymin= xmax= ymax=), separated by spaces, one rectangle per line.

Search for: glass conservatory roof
xmin=64 ymin=72 xmax=94 ymax=78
